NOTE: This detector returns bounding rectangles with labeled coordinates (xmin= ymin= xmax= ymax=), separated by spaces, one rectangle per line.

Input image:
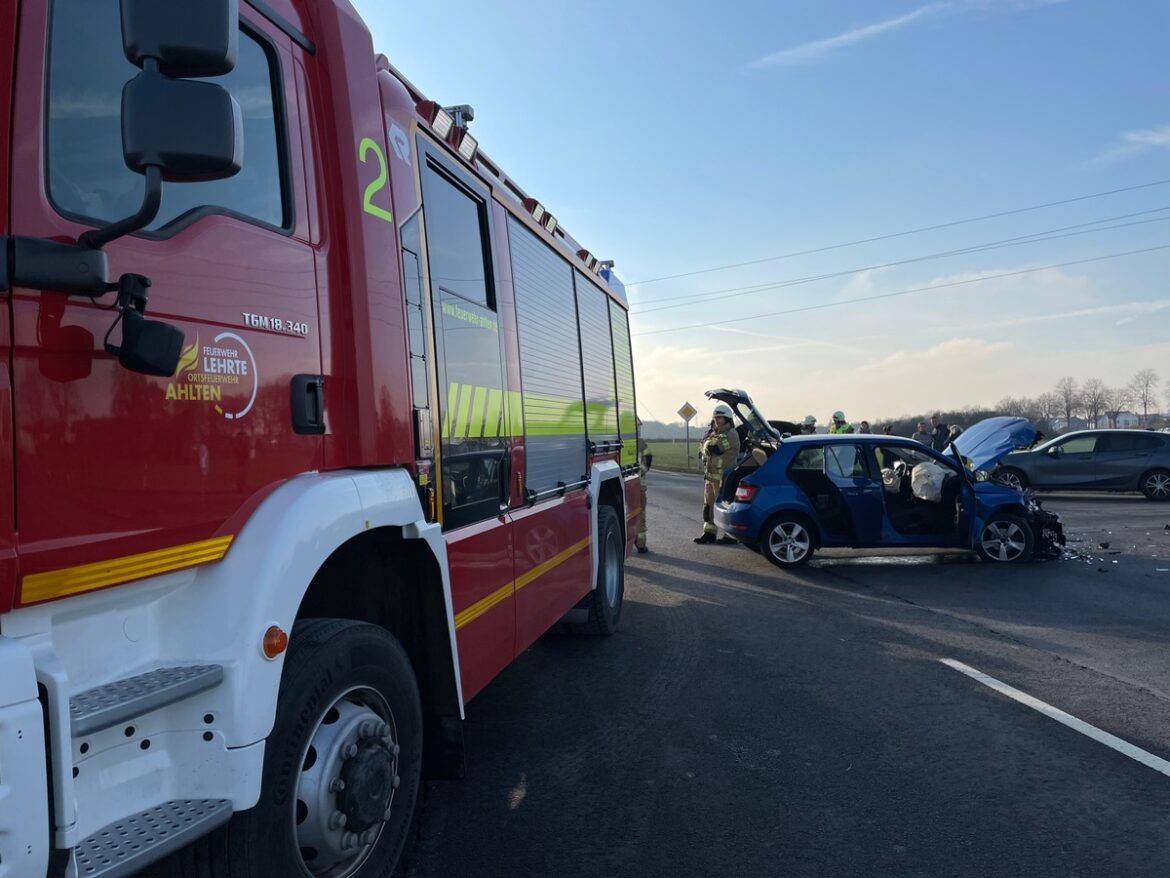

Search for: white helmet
xmin=712 ymin=403 xmax=734 ymax=420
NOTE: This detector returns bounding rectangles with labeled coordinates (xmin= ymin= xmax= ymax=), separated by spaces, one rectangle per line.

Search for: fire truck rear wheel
xmin=576 ymin=505 xmax=625 ymax=636
xmin=169 ymin=619 xmax=423 ymax=878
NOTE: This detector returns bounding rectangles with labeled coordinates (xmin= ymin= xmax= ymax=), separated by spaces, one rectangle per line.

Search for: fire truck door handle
xmin=291 ymin=374 xmax=325 ymax=435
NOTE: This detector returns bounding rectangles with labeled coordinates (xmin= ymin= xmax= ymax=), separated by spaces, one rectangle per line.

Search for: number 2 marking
xmin=359 ymin=137 xmax=394 ymax=224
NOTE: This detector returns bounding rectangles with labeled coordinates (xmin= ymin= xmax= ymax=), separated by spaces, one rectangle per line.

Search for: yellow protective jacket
xmin=829 ymin=422 xmax=853 ymax=434
xmin=701 ymin=422 xmax=740 ymax=480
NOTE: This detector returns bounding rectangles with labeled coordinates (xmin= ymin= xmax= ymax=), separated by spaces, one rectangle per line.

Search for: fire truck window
xmin=507 ymin=216 xmax=587 ymax=495
xmin=433 ymin=288 xmax=506 ymax=529
xmin=420 ymin=162 xmax=492 ymax=309
xmin=47 ymin=0 xmax=287 ymax=232
xmin=576 ymin=276 xmax=619 ymax=442
xmin=609 ymin=302 xmax=638 ymax=467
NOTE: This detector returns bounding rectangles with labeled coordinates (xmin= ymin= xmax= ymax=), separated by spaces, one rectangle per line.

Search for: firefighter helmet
xmin=712 ymin=403 xmax=734 ymax=421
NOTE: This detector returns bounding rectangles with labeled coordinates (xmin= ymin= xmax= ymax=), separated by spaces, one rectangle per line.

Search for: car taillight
xmin=735 ymin=482 xmax=758 ymax=503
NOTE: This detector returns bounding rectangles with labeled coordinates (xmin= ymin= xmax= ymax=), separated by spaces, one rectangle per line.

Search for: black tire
xmin=1140 ymin=468 xmax=1170 ymax=501
xmin=760 ymin=513 xmax=816 ymax=568
xmin=168 ymin=619 xmax=423 ymax=878
xmin=576 ymin=505 xmax=624 ymax=635
xmin=995 ymin=467 xmax=1028 ymax=490
xmin=975 ymin=513 xmax=1035 ymax=563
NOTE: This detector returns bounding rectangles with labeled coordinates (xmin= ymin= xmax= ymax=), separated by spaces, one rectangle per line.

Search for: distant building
xmin=1050 ymin=416 xmax=1089 ymax=432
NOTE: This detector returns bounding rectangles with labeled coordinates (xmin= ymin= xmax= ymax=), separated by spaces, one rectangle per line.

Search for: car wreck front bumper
xmin=1029 ymin=503 xmax=1066 ymax=559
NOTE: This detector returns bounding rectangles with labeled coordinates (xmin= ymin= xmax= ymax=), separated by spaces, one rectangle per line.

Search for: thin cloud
xmin=1094 ymin=124 xmax=1170 ymax=164
xmin=748 ymin=0 xmax=1069 ymax=69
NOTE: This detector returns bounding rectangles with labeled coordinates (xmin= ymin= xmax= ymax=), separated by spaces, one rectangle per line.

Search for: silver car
xmin=994 ymin=429 xmax=1170 ymax=500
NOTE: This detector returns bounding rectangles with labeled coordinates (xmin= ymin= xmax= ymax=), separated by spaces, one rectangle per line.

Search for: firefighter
xmin=695 ymin=403 xmax=741 ymax=545
xmin=800 ymin=415 xmax=817 ymax=434
xmin=829 ymin=411 xmax=853 ymax=434
xmin=636 ymin=418 xmax=650 ymax=554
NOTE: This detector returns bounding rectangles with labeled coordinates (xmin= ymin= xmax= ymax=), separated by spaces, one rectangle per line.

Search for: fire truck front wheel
xmin=171 ymin=619 xmax=423 ymax=878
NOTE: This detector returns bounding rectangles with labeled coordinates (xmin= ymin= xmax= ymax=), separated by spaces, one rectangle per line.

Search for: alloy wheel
xmin=980 ymin=520 xmax=1027 ymax=562
xmin=768 ymin=521 xmax=810 ymax=564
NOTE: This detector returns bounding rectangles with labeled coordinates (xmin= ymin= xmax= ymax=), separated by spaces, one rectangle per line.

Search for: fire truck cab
xmin=0 ymin=1 xmax=640 ymax=876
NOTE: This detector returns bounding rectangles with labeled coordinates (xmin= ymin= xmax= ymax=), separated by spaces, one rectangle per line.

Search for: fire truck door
xmin=418 ymin=147 xmax=516 ymax=702
xmin=8 ymin=3 xmax=322 ymax=604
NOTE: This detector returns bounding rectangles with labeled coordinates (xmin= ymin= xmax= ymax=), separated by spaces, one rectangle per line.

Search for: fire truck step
xmin=73 ymin=799 xmax=232 ymax=878
xmin=70 ymin=665 xmax=225 ymax=737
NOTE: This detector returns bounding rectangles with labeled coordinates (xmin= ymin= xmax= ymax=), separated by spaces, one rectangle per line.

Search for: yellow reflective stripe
xmin=441 ymin=383 xmax=634 ymax=441
xmin=484 ymin=388 xmax=502 ymax=438
xmin=468 ymin=386 xmax=487 ymax=439
xmin=455 ymin=534 xmax=592 ymax=630
xmin=514 ymin=535 xmax=591 ymax=592
xmin=454 ymin=384 xmax=473 ymax=439
xmin=454 ymin=581 xmax=514 ymax=630
xmin=443 ymin=382 xmax=459 ymax=439
xmin=20 ymin=536 xmax=234 ymax=605
xmin=506 ymin=390 xmax=524 ymax=437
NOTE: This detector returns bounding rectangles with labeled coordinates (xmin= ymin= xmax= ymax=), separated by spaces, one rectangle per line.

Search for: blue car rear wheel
xmin=761 ymin=514 xmax=816 ymax=568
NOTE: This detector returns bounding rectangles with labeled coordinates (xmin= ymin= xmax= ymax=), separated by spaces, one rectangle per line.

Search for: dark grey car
xmin=994 ymin=429 xmax=1170 ymax=500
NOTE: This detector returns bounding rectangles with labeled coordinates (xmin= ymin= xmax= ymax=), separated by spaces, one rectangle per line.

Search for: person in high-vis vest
xmin=636 ymin=419 xmax=650 ymax=554
xmin=829 ymin=411 xmax=853 ymax=434
xmin=695 ymin=403 xmax=741 ymax=545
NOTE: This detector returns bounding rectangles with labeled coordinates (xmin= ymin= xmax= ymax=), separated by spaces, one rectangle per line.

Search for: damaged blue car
xmin=707 ymin=390 xmax=1065 ymax=568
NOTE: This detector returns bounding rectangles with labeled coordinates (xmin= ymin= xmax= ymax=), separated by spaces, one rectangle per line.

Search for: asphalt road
xmin=406 ymin=472 xmax=1170 ymax=878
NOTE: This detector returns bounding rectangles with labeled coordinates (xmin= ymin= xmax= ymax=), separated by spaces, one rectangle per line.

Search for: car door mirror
xmin=1046 ymin=446 xmax=1062 ymax=458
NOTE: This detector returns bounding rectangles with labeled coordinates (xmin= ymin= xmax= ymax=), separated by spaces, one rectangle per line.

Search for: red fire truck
xmin=0 ymin=1 xmax=640 ymax=875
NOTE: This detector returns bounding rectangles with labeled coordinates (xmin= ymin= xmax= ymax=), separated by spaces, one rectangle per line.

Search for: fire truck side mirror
xmin=78 ymin=0 xmax=243 ymax=251
xmin=121 ymin=0 xmax=239 ymax=78
xmin=121 ymin=73 xmax=243 ymax=183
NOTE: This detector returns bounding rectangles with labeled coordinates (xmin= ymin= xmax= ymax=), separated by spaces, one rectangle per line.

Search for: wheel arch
xmin=588 ymin=460 xmax=626 ymax=588
xmin=759 ymin=507 xmax=822 ymax=549
xmin=150 ymin=469 xmax=462 ymax=750
xmin=295 ymin=527 xmax=465 ymax=777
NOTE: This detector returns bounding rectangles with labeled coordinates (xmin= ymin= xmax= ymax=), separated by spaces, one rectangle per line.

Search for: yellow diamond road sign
xmin=678 ymin=401 xmax=698 ymax=423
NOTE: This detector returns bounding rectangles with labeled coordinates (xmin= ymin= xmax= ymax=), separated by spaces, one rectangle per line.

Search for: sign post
xmin=678 ymin=401 xmax=698 ymax=471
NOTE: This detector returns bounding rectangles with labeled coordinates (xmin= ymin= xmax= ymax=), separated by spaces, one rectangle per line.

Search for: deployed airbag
xmin=911 ymin=461 xmax=950 ymax=503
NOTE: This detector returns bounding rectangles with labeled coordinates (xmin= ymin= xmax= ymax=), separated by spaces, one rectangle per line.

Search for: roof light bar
xmin=415 ymin=99 xmax=455 ymax=140
xmin=457 ymin=131 xmax=478 ymax=162
xmin=577 ymin=249 xmax=600 ymax=272
xmin=432 ymin=108 xmax=454 ymax=140
xmin=522 ymin=198 xmax=546 ymax=224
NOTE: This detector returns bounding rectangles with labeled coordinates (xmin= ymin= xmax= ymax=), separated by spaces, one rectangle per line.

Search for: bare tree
xmin=1036 ymin=392 xmax=1063 ymax=433
xmin=1054 ymin=376 xmax=1080 ymax=430
xmin=1081 ymin=378 xmax=1106 ymax=429
xmin=1103 ymin=385 xmax=1133 ymax=428
xmin=1129 ymin=368 xmax=1159 ymax=425
xmin=996 ymin=396 xmax=1025 ymax=417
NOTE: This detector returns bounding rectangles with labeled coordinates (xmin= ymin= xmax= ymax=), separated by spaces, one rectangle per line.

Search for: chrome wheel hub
xmin=294 ymin=689 xmax=399 ymax=877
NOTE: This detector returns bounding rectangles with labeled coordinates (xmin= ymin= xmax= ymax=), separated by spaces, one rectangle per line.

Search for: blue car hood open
xmin=952 ymin=416 xmax=1037 ymax=471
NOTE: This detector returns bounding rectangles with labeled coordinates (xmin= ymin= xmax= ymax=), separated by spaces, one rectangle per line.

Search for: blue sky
xmin=354 ymin=0 xmax=1170 ymax=426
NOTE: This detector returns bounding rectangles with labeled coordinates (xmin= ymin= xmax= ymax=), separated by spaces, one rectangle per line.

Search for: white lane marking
xmin=941 ymin=658 xmax=1170 ymax=779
